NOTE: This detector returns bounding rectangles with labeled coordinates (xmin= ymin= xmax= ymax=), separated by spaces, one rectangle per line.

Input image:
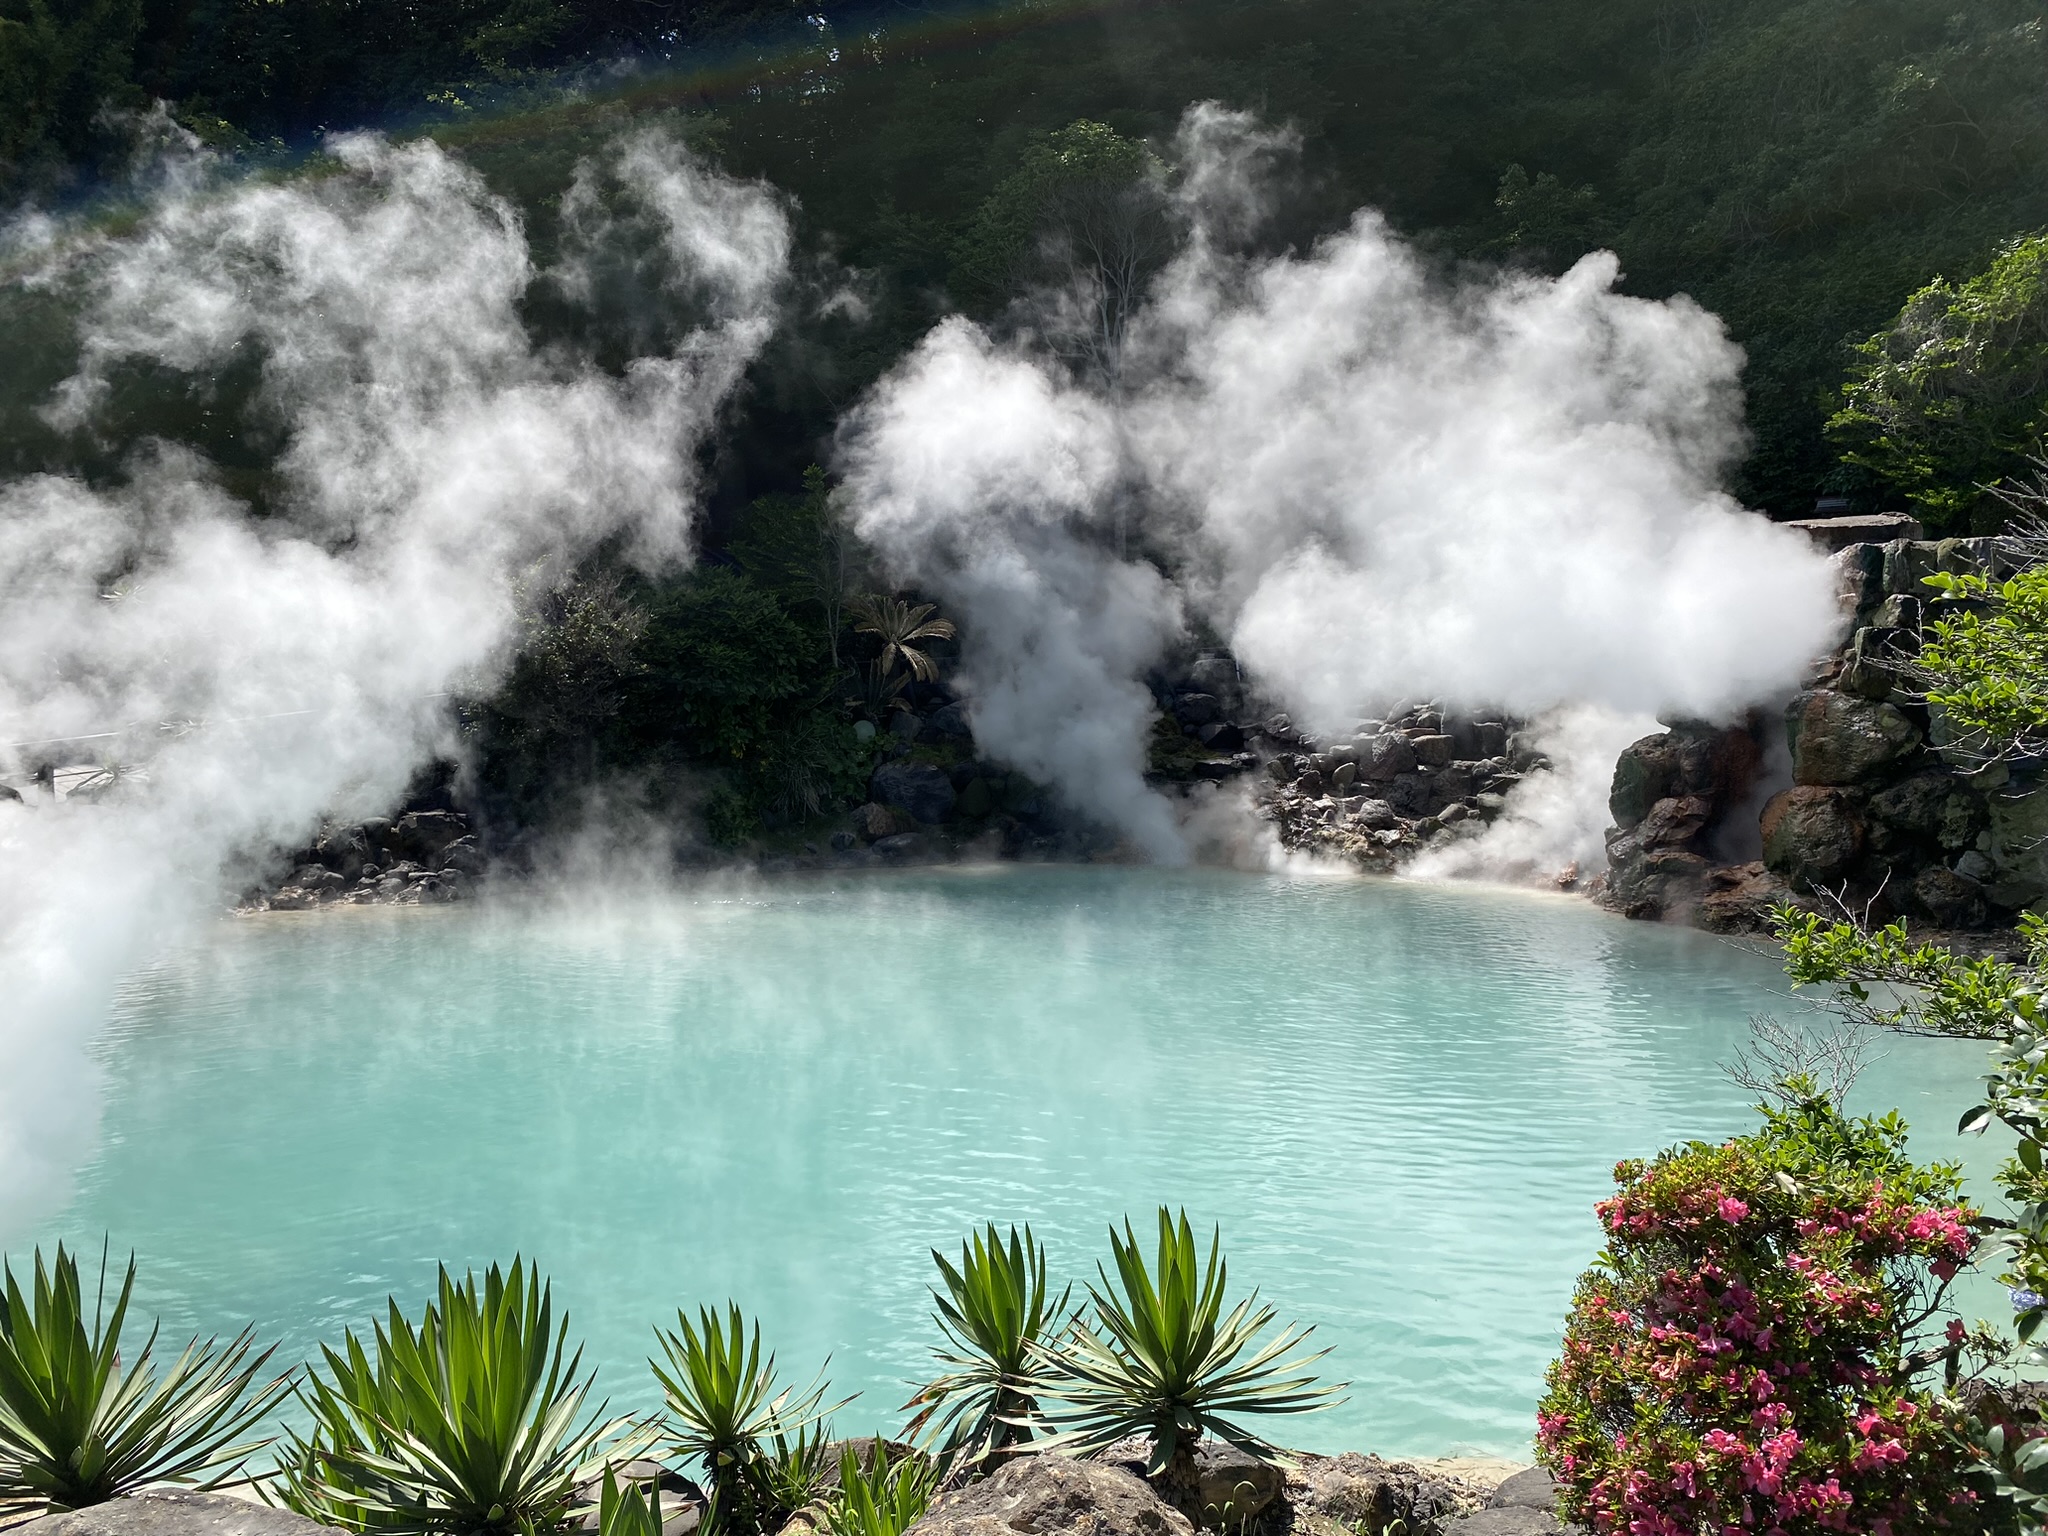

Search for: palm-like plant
xmin=821 ymin=1442 xmax=936 ymax=1536
xmin=1039 ymin=1210 xmax=1341 ymax=1491
xmin=903 ymin=1226 xmax=1068 ymax=1468
xmin=0 ymin=1244 xmax=288 ymax=1517
xmin=277 ymin=1260 xmax=631 ymax=1536
xmin=651 ymin=1306 xmax=841 ymax=1535
xmin=847 ymin=597 xmax=956 ymax=686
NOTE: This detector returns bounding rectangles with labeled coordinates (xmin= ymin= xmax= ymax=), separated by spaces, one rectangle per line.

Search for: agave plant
xmin=596 ymin=1466 xmax=665 ymax=1536
xmin=1039 ymin=1210 xmax=1341 ymax=1489
xmin=821 ymin=1442 xmax=937 ymax=1536
xmin=847 ymin=597 xmax=955 ymax=687
xmin=0 ymin=1244 xmax=289 ymax=1517
xmin=651 ymin=1306 xmax=841 ymax=1534
xmin=760 ymin=1422 xmax=833 ymax=1514
xmin=902 ymin=1225 xmax=1068 ymax=1468
xmin=277 ymin=1260 xmax=633 ymax=1536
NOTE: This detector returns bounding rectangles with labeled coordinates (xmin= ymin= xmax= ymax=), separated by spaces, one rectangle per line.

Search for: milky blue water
xmin=29 ymin=867 xmax=2000 ymax=1458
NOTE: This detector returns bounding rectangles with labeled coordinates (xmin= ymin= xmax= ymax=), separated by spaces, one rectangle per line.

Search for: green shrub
xmin=596 ymin=1466 xmax=665 ymax=1536
xmin=0 ymin=1243 xmax=286 ymax=1517
xmin=1538 ymin=1095 xmax=1979 ymax=1535
xmin=905 ymin=1224 xmax=1067 ymax=1469
xmin=1041 ymin=1209 xmax=1339 ymax=1494
xmin=278 ymin=1260 xmax=627 ymax=1536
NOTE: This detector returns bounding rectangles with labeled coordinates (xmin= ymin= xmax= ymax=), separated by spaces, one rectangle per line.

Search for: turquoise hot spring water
xmin=24 ymin=866 xmax=2004 ymax=1459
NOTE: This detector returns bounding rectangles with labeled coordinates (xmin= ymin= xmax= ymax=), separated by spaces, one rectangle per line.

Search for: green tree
xmin=1829 ymin=235 xmax=2048 ymax=532
xmin=622 ymin=565 xmax=812 ymax=764
xmin=0 ymin=0 xmax=142 ymax=192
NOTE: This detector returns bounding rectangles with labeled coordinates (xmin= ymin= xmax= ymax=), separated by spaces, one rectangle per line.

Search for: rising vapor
xmin=0 ymin=131 xmax=789 ymax=1237
xmin=836 ymin=103 xmax=1838 ymax=865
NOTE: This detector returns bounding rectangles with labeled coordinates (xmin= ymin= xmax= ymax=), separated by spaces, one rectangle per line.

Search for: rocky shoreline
xmin=9 ymin=1452 xmax=1574 ymax=1536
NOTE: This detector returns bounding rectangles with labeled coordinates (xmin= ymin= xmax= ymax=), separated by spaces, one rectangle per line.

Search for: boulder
xmin=908 ymin=1453 xmax=1193 ymax=1536
xmin=872 ymin=832 xmax=933 ymax=861
xmin=1410 ymin=734 xmax=1456 ymax=768
xmin=1785 ymin=690 xmax=1920 ymax=785
xmin=926 ymin=701 xmax=974 ymax=740
xmin=1352 ymin=799 xmax=1398 ymax=830
xmin=1359 ymin=734 xmax=1417 ymax=781
xmin=437 ymin=839 xmax=487 ymax=877
xmin=572 ymin=1459 xmax=706 ymax=1536
xmin=20 ymin=1492 xmax=331 ymax=1536
xmin=1287 ymin=1452 xmax=1469 ymax=1536
xmin=1329 ymin=761 xmax=1357 ymax=792
xmin=1190 ymin=1442 xmax=1284 ymax=1522
xmin=1173 ymin=694 xmax=1222 ymax=728
xmin=1295 ymin=769 xmax=1326 ymax=799
xmin=1913 ymin=865 xmax=1989 ymax=929
xmin=868 ymin=762 xmax=957 ymax=824
xmin=1988 ymin=783 xmax=2048 ymax=908
xmin=890 ymin=711 xmax=923 ymax=742
xmin=1196 ymin=722 xmax=1244 ymax=753
xmin=1761 ymin=786 xmax=1861 ymax=887
xmin=313 ymin=825 xmax=370 ymax=879
xmin=394 ymin=810 xmax=470 ymax=862
xmin=851 ymin=802 xmax=899 ymax=840
xmin=1693 ymin=863 xmax=1804 ymax=934
xmin=956 ymin=778 xmax=995 ymax=818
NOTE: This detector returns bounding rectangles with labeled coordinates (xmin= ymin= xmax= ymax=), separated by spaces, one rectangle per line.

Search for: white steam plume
xmin=837 ymin=103 xmax=1838 ymax=864
xmin=0 ymin=131 xmax=788 ymax=1238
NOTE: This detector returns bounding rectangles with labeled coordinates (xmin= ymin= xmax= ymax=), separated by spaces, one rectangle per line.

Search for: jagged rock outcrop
xmin=1597 ymin=717 xmax=1769 ymax=921
xmin=1604 ymin=533 xmax=2041 ymax=934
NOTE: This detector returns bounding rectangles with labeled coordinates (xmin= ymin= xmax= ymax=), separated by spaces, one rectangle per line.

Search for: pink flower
xmin=1719 ymin=1197 xmax=1750 ymax=1223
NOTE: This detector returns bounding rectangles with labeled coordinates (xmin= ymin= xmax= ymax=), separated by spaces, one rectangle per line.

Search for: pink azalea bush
xmin=1537 ymin=1092 xmax=1980 ymax=1535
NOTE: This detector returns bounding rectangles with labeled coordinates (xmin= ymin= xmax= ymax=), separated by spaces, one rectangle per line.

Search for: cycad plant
xmin=903 ymin=1225 xmax=1068 ymax=1469
xmin=847 ymin=597 xmax=956 ymax=687
xmin=651 ymin=1306 xmax=840 ymax=1535
xmin=1040 ymin=1210 xmax=1341 ymax=1499
xmin=0 ymin=1244 xmax=288 ymax=1517
xmin=821 ymin=1442 xmax=937 ymax=1536
xmin=277 ymin=1260 xmax=630 ymax=1536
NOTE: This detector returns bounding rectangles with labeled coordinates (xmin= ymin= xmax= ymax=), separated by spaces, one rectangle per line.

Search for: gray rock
xmin=1191 ymin=1442 xmax=1283 ymax=1521
xmin=1761 ymin=786 xmax=1861 ymax=887
xmin=394 ymin=810 xmax=469 ymax=862
xmin=907 ymin=1453 xmax=1192 ymax=1536
xmin=890 ymin=711 xmax=922 ymax=743
xmin=1359 ymin=734 xmax=1417 ymax=781
xmin=1287 ymin=1452 xmax=1468 ymax=1536
xmin=1352 ymin=798 xmax=1398 ymax=830
xmin=872 ymin=832 xmax=933 ymax=861
xmin=1410 ymin=734 xmax=1456 ymax=768
xmin=437 ymin=839 xmax=487 ymax=876
xmin=313 ymin=826 xmax=370 ymax=879
xmin=1196 ymin=721 xmax=1244 ymax=752
xmin=20 ymin=1492 xmax=332 ymax=1536
xmin=868 ymin=762 xmax=956 ymax=824
xmin=926 ymin=701 xmax=974 ymax=740
xmin=829 ymin=830 xmax=857 ymax=852
xmin=1914 ymin=865 xmax=1987 ymax=928
xmin=1330 ymin=761 xmax=1357 ymax=791
xmin=1489 ymin=1470 xmax=1560 ymax=1513
xmin=1988 ymin=783 xmax=2048 ymax=908
xmin=1786 ymin=690 xmax=1920 ymax=785
xmin=1173 ymin=694 xmax=1222 ymax=728
xmin=1782 ymin=511 xmax=1924 ymax=552
xmin=1957 ymin=849 xmax=1995 ymax=881
xmin=1445 ymin=1509 xmax=1567 ymax=1536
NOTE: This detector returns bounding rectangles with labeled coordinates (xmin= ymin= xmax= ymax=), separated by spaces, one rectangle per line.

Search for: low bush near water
xmin=1538 ymin=1092 xmax=1980 ymax=1535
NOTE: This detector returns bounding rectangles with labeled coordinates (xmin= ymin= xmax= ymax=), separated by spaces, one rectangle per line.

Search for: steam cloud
xmin=837 ymin=104 xmax=1839 ymax=867
xmin=0 ymin=130 xmax=788 ymax=1238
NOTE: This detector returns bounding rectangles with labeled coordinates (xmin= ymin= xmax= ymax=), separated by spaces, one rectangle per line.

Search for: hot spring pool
xmin=27 ymin=867 xmax=2000 ymax=1457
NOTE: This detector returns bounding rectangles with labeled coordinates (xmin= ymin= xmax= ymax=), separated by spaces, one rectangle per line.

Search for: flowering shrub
xmin=1538 ymin=1092 xmax=1981 ymax=1535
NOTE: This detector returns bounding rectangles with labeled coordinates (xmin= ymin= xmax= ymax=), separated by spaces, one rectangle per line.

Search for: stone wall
xmin=1601 ymin=535 xmax=2046 ymax=935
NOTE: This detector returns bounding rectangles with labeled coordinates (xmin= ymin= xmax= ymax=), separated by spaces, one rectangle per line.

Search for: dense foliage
xmin=1538 ymin=1095 xmax=1980 ymax=1535
xmin=1831 ymin=236 xmax=2048 ymax=532
xmin=7 ymin=0 xmax=2047 ymax=519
